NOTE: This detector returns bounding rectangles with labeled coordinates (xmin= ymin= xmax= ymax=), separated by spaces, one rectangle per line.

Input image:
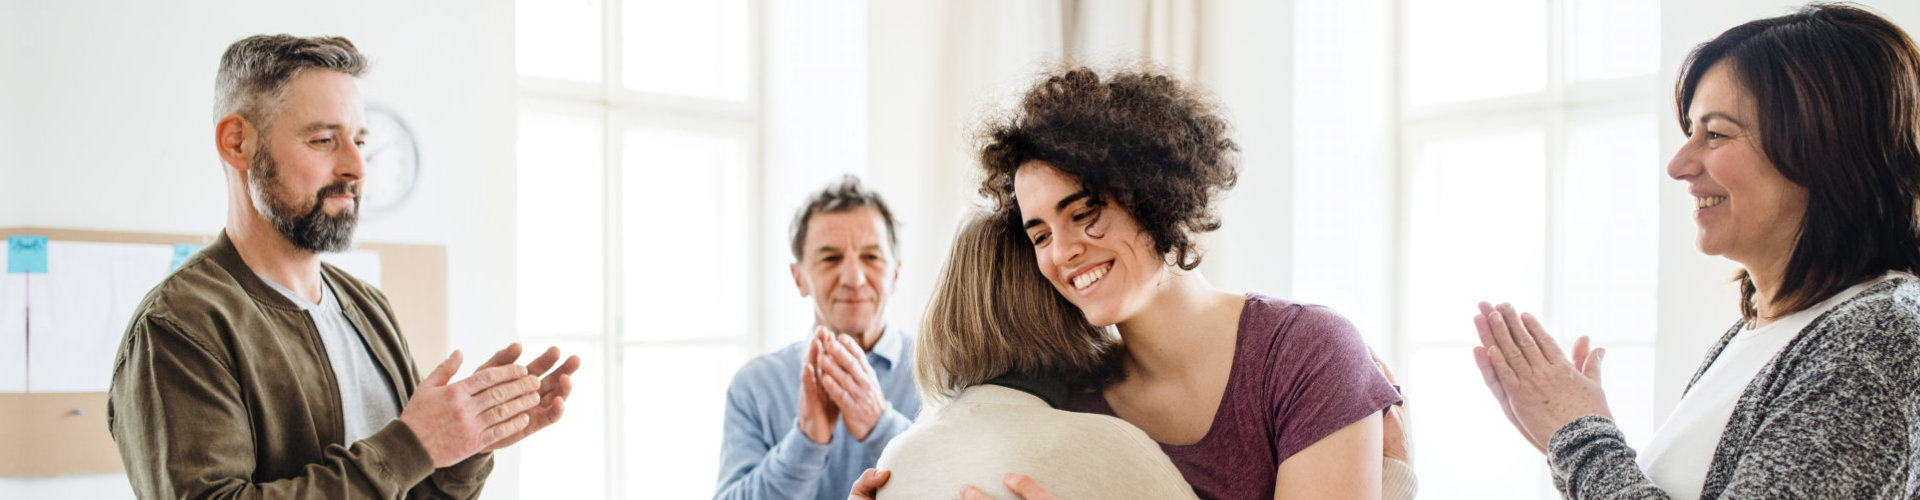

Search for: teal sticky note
xmin=7 ymin=236 xmax=48 ymax=273
xmin=171 ymin=244 xmax=205 ymax=271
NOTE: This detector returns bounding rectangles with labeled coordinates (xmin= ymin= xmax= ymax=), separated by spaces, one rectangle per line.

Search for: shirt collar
xmin=868 ymin=324 xmax=906 ymax=370
xmin=256 ymin=272 xmax=338 ymax=313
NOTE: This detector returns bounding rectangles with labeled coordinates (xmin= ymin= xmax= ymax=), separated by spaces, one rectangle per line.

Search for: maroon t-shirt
xmin=1065 ymin=294 xmax=1401 ymax=500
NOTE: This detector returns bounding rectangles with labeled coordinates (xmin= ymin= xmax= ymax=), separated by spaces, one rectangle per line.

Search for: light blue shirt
xmin=715 ymin=327 xmax=921 ymax=499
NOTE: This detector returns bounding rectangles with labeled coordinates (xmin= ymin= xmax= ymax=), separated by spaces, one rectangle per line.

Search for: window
xmin=515 ymin=0 xmax=760 ymax=498
xmin=1394 ymin=0 xmax=1661 ymax=498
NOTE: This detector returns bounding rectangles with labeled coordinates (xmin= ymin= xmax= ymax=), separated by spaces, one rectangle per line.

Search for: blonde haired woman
xmin=868 ymin=209 xmax=1198 ymax=499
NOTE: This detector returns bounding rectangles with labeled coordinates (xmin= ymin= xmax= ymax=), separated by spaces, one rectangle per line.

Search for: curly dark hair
xmin=977 ymin=66 xmax=1239 ymax=270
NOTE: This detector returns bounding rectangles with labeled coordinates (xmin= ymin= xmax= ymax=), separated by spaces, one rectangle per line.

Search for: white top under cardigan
xmin=1636 ymin=272 xmax=1904 ymax=499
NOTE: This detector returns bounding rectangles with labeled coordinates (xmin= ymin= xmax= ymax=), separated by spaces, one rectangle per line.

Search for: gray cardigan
xmin=1546 ymin=276 xmax=1920 ymax=499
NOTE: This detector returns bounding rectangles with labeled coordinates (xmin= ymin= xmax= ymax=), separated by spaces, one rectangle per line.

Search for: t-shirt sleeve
xmin=1262 ymin=304 xmax=1401 ymax=463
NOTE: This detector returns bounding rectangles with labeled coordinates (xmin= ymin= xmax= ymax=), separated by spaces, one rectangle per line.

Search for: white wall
xmin=1289 ymin=0 xmax=1397 ymax=353
xmin=1196 ymin=0 xmax=1298 ymax=299
xmin=0 ymin=0 xmax=23 ymax=227
xmin=864 ymin=0 xmax=955 ymax=347
xmin=864 ymin=0 xmax=1072 ymax=348
xmin=760 ymin=0 xmax=873 ymax=352
xmin=1652 ymin=0 xmax=1920 ymax=419
xmin=0 ymin=1 xmax=520 ymax=497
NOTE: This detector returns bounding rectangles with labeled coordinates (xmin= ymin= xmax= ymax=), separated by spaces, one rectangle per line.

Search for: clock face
xmin=360 ymin=103 xmax=421 ymax=220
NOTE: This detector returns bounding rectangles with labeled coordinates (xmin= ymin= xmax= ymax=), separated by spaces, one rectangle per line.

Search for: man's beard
xmin=248 ymin=144 xmax=360 ymax=253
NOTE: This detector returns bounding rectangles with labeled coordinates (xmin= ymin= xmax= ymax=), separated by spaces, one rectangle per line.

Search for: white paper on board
xmin=28 ymin=241 xmax=174 ymax=393
xmin=321 ymin=250 xmax=383 ymax=289
xmin=0 ymin=274 xmax=27 ymax=393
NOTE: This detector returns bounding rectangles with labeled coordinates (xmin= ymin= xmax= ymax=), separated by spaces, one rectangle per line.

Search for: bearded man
xmin=107 ymin=34 xmax=578 ymax=499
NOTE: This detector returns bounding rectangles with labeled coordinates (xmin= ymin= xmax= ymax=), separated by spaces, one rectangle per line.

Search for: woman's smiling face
xmin=1667 ymin=60 xmax=1808 ymax=268
xmin=1014 ymin=160 xmax=1168 ymax=327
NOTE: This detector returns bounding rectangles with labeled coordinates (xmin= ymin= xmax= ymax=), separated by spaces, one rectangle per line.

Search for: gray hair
xmin=788 ymin=174 xmax=901 ymax=261
xmin=213 ymin=34 xmax=367 ymax=127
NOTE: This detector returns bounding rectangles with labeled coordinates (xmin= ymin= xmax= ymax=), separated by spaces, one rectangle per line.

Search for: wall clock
xmin=360 ymin=103 xmax=421 ymax=220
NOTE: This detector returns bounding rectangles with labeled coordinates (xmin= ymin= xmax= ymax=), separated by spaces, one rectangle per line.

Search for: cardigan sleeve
xmin=1546 ymin=329 xmax=1912 ymax=499
xmin=1546 ymin=416 xmax=1671 ymax=499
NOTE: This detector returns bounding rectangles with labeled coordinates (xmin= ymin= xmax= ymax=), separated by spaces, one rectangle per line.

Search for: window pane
xmin=519 ymin=341 xmax=606 ymax=499
xmin=623 ymin=0 xmax=751 ymax=100
xmin=1407 ymin=345 xmax=1554 ymax=498
xmin=622 ymin=344 xmax=746 ymax=499
xmin=1560 ymin=115 xmax=1659 ymax=343
xmin=620 ymin=129 xmax=750 ymax=341
xmin=516 ymin=0 xmax=604 ymax=82
xmin=517 ymin=111 xmax=605 ymax=337
xmin=1408 ymin=130 xmax=1547 ymax=343
xmin=1408 ymin=0 xmax=1548 ymax=105
xmin=1567 ymin=0 xmax=1659 ymax=82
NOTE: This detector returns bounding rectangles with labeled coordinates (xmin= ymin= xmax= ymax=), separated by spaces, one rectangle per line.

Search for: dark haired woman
xmin=1471 ymin=4 xmax=1920 ymax=499
xmin=849 ymin=67 xmax=1408 ymax=500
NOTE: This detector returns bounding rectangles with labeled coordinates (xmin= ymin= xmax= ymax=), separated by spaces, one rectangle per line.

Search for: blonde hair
xmin=915 ymin=209 xmax=1117 ymax=405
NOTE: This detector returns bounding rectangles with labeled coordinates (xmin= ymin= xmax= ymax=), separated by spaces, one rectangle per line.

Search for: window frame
xmin=1389 ymin=0 xmax=1662 ymax=498
xmin=515 ymin=0 xmax=767 ymax=497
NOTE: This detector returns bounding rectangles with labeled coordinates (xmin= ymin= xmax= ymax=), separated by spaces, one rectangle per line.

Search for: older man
xmin=107 ymin=34 xmax=578 ymax=499
xmin=715 ymin=175 xmax=923 ymax=499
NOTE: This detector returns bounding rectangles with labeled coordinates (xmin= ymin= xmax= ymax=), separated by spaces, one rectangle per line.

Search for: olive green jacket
xmin=107 ymin=232 xmax=490 ymax=499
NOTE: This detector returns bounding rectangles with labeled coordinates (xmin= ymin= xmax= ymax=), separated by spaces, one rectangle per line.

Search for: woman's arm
xmin=1274 ymin=413 xmax=1384 ymax=500
xmin=1544 ymin=416 xmax=1671 ymax=499
xmin=1475 ymin=299 xmax=1915 ymax=498
xmin=1545 ymin=358 xmax=1908 ymax=500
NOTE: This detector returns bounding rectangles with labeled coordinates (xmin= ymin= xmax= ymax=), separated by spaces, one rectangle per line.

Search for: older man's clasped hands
xmin=1469 ymin=302 xmax=1613 ymax=455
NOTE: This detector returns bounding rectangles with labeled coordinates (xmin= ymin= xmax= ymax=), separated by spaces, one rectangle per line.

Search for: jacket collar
xmin=208 ymin=230 xmax=307 ymax=312
xmin=210 ymin=229 xmax=408 ymax=403
xmin=209 ymin=230 xmax=367 ymax=311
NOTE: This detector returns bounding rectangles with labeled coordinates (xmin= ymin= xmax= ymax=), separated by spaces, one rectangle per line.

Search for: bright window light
xmin=621 ymin=345 xmax=746 ymax=499
xmin=516 ymin=1 xmax=762 ymax=498
xmin=622 ymin=0 xmax=751 ymax=101
xmin=620 ymin=129 xmax=751 ymax=342
xmin=1408 ymin=0 xmax=1549 ymax=105
xmin=516 ymin=111 xmax=606 ymax=337
xmin=516 ymin=0 xmax=604 ymax=83
xmin=518 ymin=341 xmax=608 ymax=500
xmin=1408 ymin=129 xmax=1549 ymax=344
xmin=1567 ymin=0 xmax=1660 ymax=82
xmin=1561 ymin=114 xmax=1659 ymax=345
xmin=1398 ymin=3 xmax=1660 ymax=498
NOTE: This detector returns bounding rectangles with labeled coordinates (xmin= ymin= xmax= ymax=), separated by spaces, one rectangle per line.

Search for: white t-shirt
xmin=259 ymin=273 xmax=402 ymax=445
xmin=1635 ymin=272 xmax=1902 ymax=499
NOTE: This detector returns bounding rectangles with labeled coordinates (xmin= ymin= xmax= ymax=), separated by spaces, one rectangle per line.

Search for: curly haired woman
xmin=853 ymin=66 xmax=1409 ymax=500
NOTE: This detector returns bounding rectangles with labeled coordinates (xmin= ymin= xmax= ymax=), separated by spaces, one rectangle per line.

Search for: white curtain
xmin=1065 ymin=0 xmax=1202 ymax=79
xmin=946 ymin=0 xmax=1203 ymax=104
